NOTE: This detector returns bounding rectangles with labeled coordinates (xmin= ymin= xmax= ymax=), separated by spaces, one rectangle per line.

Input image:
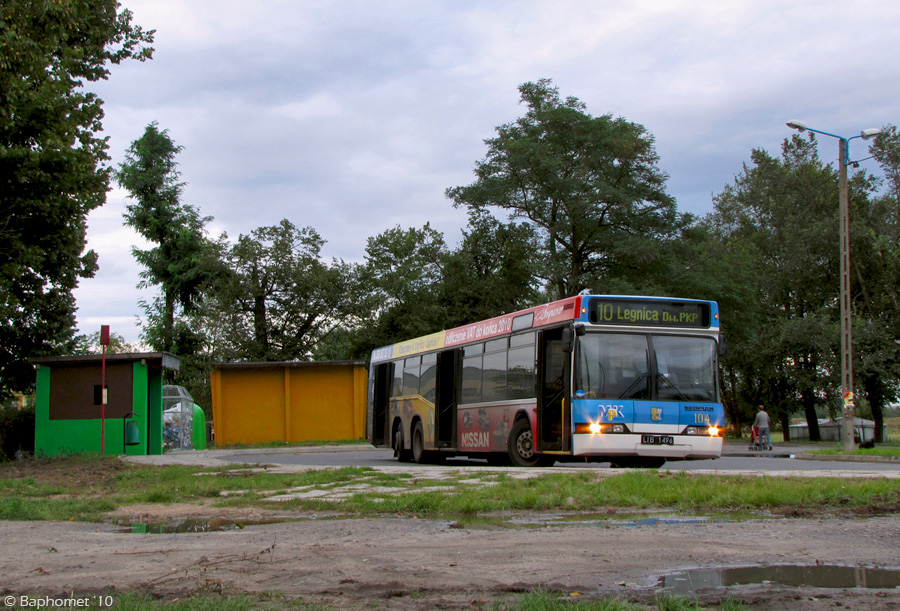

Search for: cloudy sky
xmin=73 ymin=0 xmax=900 ymax=344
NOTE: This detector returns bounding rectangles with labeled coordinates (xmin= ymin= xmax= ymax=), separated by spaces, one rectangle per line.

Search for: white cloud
xmin=70 ymin=0 xmax=900 ymax=344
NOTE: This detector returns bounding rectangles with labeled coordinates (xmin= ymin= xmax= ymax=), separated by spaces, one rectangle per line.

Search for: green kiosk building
xmin=30 ymin=352 xmax=181 ymax=457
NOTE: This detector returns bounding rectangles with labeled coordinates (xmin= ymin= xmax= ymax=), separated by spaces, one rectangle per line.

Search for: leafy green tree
xmin=852 ymin=124 xmax=900 ymax=441
xmin=707 ymin=135 xmax=880 ymax=439
xmin=446 ymin=79 xmax=682 ymax=298
xmin=70 ymin=330 xmax=137 ymax=354
xmin=666 ymin=218 xmax=760 ymax=430
xmin=870 ymin=124 xmax=900 ymax=207
xmin=351 ymin=224 xmax=447 ymax=355
xmin=0 ymin=0 xmax=153 ymax=396
xmin=208 ymin=220 xmax=350 ymax=361
xmin=116 ymin=123 xmax=221 ymax=352
xmin=440 ymin=210 xmax=541 ymax=328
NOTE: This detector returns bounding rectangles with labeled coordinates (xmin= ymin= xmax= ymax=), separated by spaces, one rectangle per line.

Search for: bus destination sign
xmin=589 ymin=299 xmax=710 ymax=329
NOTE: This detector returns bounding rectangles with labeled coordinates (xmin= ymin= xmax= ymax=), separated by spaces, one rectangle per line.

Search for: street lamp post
xmin=786 ymin=120 xmax=881 ymax=451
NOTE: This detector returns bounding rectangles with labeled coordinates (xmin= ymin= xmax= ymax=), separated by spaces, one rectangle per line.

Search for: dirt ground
xmin=2 ymin=455 xmax=899 ymax=609
xmin=2 ymin=503 xmax=900 ymax=610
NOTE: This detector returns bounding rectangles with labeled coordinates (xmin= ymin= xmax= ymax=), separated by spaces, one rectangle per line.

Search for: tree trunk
xmin=250 ymin=264 xmax=269 ymax=359
xmin=721 ymin=367 xmax=740 ymax=435
xmin=801 ymin=389 xmax=820 ymax=442
xmin=253 ymin=294 xmax=268 ymax=357
xmin=873 ymin=402 xmax=885 ymax=444
xmin=863 ymin=377 xmax=886 ymax=443
xmin=164 ymin=291 xmax=175 ymax=353
xmin=779 ymin=412 xmax=791 ymax=441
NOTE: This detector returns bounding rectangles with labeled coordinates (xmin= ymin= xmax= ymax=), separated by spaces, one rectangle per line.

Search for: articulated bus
xmin=367 ymin=294 xmax=725 ymax=468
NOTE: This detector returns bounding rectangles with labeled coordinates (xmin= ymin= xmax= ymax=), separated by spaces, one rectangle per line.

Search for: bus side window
xmin=390 ymin=361 xmax=403 ymax=398
xmin=461 ymin=344 xmax=483 ymax=404
xmin=508 ymin=344 xmax=536 ymax=399
xmin=420 ymin=353 xmax=436 ymax=403
xmin=402 ymin=356 xmax=421 ymax=397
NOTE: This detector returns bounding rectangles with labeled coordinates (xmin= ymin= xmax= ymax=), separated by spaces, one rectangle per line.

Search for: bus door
xmin=537 ymin=328 xmax=571 ymax=452
xmin=435 ymin=349 xmax=459 ymax=448
xmin=370 ymin=362 xmax=393 ymax=446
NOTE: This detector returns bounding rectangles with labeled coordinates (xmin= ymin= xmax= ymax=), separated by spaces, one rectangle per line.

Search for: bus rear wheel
xmin=412 ymin=421 xmax=427 ymax=464
xmin=393 ymin=423 xmax=411 ymax=462
xmin=508 ymin=418 xmax=546 ymax=467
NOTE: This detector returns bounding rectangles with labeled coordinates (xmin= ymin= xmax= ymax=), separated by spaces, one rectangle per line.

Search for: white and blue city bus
xmin=367 ymin=294 xmax=724 ymax=468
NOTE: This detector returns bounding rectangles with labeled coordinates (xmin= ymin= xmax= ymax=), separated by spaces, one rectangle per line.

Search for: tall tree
xmin=440 ymin=209 xmax=540 ymax=328
xmin=352 ymin=224 xmax=447 ymax=355
xmin=851 ymin=124 xmax=900 ymax=441
xmin=446 ymin=79 xmax=682 ymax=298
xmin=708 ymin=134 xmax=879 ymax=438
xmin=208 ymin=220 xmax=351 ymax=361
xmin=0 ymin=0 xmax=153 ymax=396
xmin=116 ymin=123 xmax=219 ymax=352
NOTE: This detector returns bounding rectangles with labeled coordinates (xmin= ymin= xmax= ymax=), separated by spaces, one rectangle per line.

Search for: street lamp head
xmin=786 ymin=120 xmax=808 ymax=132
xmin=860 ymin=128 xmax=882 ymax=140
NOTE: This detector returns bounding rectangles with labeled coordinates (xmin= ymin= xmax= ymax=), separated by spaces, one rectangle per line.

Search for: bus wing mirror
xmin=561 ymin=325 xmax=584 ymax=352
xmin=718 ymin=333 xmax=727 ymax=357
xmin=561 ymin=327 xmax=574 ymax=353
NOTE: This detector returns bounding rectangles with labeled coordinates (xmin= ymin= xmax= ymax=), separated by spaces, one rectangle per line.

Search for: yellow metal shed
xmin=210 ymin=361 xmax=367 ymax=446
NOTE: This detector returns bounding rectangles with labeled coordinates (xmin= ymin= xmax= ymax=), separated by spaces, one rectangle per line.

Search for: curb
xmin=132 ymin=443 xmax=900 ymax=466
xmin=793 ymin=453 xmax=900 ymax=464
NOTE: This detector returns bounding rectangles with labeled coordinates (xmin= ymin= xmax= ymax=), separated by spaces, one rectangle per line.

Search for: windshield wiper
xmin=657 ymin=374 xmax=689 ymax=401
xmin=619 ymin=373 xmax=649 ymax=399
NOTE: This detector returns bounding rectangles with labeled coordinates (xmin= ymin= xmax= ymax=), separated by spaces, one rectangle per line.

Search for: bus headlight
xmin=576 ymin=422 xmax=631 ymax=435
xmin=682 ymin=425 xmax=719 ymax=436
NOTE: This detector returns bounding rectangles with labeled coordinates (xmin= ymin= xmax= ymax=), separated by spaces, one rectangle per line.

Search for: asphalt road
xmin=221 ymin=446 xmax=900 ymax=474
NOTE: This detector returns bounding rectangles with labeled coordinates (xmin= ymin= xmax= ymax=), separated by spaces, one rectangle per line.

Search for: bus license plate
xmin=641 ymin=435 xmax=674 ymax=445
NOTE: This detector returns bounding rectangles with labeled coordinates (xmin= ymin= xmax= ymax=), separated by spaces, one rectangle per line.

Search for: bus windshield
xmin=575 ymin=333 xmax=718 ymax=402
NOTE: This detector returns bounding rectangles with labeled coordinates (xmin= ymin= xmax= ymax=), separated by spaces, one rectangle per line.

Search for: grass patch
xmin=109 ymin=463 xmax=373 ymax=503
xmin=0 ymin=496 xmax=118 ymax=521
xmin=493 ymin=590 xmax=749 ymax=610
xmin=11 ymin=591 xmax=332 ymax=610
xmin=2 ymin=454 xmax=899 ymax=522
xmin=809 ymin=446 xmax=900 ymax=458
xmin=3 ymin=590 xmax=750 ymax=611
xmin=0 ymin=456 xmax=380 ymax=521
xmin=257 ymin=469 xmax=900 ymax=518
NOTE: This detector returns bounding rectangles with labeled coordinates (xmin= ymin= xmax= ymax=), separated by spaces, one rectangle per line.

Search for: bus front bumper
xmin=571 ymin=433 xmax=723 ymax=459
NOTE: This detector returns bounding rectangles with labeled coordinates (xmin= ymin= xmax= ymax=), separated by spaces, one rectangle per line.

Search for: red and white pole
xmin=100 ymin=325 xmax=110 ymax=455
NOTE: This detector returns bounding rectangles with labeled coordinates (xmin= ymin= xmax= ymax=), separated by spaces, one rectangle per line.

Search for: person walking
xmin=753 ymin=405 xmax=772 ymax=451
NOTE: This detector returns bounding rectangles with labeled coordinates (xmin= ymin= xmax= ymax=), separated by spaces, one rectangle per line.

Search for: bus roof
xmin=370 ymin=294 xmax=718 ymax=363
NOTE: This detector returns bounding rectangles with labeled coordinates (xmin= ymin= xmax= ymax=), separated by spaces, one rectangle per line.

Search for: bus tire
xmin=508 ymin=418 xmax=543 ymax=467
xmin=393 ymin=423 xmax=411 ymax=462
xmin=412 ymin=421 xmax=427 ymax=464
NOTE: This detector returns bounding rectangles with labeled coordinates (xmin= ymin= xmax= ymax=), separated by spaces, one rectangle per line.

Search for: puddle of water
xmin=122 ymin=509 xmax=761 ymax=534
xmin=450 ymin=509 xmax=758 ymax=530
xmin=120 ymin=516 xmax=301 ymax=534
xmin=507 ymin=513 xmax=725 ymax=528
xmin=659 ymin=565 xmax=900 ymax=594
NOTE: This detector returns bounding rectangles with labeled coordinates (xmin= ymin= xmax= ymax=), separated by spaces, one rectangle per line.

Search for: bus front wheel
xmin=508 ymin=419 xmax=544 ymax=467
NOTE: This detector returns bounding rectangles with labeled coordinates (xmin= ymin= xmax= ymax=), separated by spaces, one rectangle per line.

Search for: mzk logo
xmin=651 ymin=407 xmax=663 ymax=421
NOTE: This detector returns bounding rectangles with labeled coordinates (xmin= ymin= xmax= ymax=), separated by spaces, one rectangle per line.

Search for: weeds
xmin=493 ymin=590 xmax=750 ymax=610
xmin=3 ymin=590 xmax=750 ymax=610
xmin=1 ymin=454 xmax=899 ymax=522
